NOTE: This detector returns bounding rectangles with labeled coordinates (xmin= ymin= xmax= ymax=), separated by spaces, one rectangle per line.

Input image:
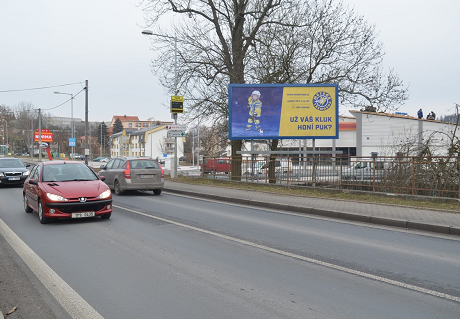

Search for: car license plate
xmin=8 ymin=177 xmax=20 ymax=181
xmin=140 ymin=175 xmax=154 ymax=179
xmin=72 ymin=211 xmax=95 ymax=218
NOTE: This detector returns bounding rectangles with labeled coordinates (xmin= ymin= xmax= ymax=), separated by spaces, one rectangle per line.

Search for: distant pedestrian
xmin=417 ymin=108 xmax=423 ymax=119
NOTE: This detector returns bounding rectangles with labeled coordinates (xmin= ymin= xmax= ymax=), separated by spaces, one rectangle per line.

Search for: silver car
xmin=99 ymin=157 xmax=164 ymax=195
xmin=341 ymin=160 xmax=387 ymax=180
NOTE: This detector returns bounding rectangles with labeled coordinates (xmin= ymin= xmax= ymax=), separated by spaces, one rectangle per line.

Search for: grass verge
xmin=168 ymin=176 xmax=460 ymax=213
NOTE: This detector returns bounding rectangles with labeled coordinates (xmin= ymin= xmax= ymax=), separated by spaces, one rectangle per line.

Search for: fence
xmin=199 ymin=155 xmax=460 ymax=198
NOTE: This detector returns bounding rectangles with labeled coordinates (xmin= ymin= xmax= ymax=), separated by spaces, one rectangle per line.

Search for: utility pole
xmin=38 ymin=108 xmax=42 ymax=161
xmin=100 ymin=122 xmax=103 ymax=158
xmin=30 ymin=117 xmax=33 ymax=159
xmin=84 ymin=80 xmax=89 ymax=165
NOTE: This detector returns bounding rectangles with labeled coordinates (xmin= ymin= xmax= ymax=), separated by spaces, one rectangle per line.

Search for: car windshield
xmin=0 ymin=159 xmax=25 ymax=168
xmin=130 ymin=159 xmax=160 ymax=169
xmin=43 ymin=164 xmax=98 ymax=182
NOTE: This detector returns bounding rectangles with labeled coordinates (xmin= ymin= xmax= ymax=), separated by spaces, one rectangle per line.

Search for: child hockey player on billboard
xmin=246 ymin=90 xmax=263 ymax=133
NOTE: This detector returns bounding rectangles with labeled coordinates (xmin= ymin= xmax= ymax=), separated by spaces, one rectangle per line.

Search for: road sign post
xmin=170 ymin=96 xmax=184 ymax=179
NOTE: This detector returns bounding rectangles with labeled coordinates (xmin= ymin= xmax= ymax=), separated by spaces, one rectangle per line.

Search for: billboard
xmin=229 ymin=84 xmax=338 ymax=140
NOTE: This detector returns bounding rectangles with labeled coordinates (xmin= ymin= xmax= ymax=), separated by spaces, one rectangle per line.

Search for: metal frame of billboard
xmin=228 ymin=83 xmax=339 ymax=140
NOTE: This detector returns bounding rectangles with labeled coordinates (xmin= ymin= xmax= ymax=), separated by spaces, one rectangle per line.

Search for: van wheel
xmin=153 ymin=189 xmax=162 ymax=195
xmin=114 ymin=180 xmax=123 ymax=195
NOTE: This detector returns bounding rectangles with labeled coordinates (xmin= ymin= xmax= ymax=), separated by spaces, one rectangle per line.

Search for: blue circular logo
xmin=312 ymin=91 xmax=332 ymax=111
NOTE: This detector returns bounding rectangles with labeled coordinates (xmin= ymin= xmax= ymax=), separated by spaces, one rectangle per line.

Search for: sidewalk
xmin=164 ymin=180 xmax=460 ymax=236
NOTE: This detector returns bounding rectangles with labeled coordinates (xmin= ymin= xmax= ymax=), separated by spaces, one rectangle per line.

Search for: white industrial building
xmin=235 ymin=110 xmax=457 ymax=158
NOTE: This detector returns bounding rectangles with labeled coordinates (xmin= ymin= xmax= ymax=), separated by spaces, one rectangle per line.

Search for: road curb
xmin=163 ymin=187 xmax=457 ymax=236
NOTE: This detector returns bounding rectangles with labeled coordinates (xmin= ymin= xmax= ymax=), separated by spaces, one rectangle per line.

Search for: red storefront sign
xmin=34 ymin=129 xmax=53 ymax=142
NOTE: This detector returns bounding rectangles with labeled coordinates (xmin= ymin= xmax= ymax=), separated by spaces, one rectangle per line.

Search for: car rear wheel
xmin=100 ymin=213 xmax=111 ymax=219
xmin=23 ymin=193 xmax=32 ymax=213
xmin=114 ymin=180 xmax=123 ymax=195
xmin=38 ymin=200 xmax=51 ymax=224
xmin=153 ymin=189 xmax=162 ymax=195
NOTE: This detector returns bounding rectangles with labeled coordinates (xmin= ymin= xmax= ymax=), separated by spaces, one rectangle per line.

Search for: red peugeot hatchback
xmin=23 ymin=161 xmax=112 ymax=224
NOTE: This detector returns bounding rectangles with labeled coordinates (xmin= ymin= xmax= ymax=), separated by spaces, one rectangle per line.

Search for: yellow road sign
xmin=171 ymin=96 xmax=184 ymax=113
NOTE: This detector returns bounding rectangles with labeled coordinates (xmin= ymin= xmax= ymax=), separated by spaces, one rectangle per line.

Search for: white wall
xmin=350 ymin=110 xmax=457 ymax=157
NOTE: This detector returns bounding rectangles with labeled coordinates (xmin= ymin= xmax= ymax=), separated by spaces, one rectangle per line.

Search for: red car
xmin=23 ymin=161 xmax=112 ymax=224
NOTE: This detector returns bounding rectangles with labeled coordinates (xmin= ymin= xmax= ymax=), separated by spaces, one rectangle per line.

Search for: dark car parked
xmin=0 ymin=157 xmax=31 ymax=186
xmin=99 ymin=157 xmax=164 ymax=195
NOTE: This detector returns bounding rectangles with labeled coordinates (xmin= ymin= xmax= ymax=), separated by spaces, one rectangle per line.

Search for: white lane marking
xmin=115 ymin=204 xmax=460 ymax=304
xmin=0 ymin=219 xmax=103 ymax=319
xmin=162 ymin=191 xmax=460 ymax=241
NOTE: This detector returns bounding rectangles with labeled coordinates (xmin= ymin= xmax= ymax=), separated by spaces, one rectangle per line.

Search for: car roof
xmin=42 ymin=160 xmax=83 ymax=166
xmin=115 ymin=157 xmax=153 ymax=160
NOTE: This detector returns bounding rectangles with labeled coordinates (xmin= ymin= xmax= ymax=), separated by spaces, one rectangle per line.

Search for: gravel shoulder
xmin=0 ymin=235 xmax=70 ymax=319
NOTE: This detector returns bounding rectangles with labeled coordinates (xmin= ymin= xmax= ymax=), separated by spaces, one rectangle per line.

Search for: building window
xmin=129 ymin=123 xmax=133 ymax=128
xmin=136 ymin=123 xmax=141 ymax=127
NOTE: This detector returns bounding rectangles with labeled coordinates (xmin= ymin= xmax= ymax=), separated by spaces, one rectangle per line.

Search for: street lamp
xmin=142 ymin=29 xmax=179 ymax=178
xmin=54 ymin=92 xmax=74 ymax=156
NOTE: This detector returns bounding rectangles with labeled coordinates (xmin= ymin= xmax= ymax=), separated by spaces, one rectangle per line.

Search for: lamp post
xmin=142 ymin=29 xmax=179 ymax=178
xmin=1 ymin=122 xmax=4 ymax=156
xmin=54 ymin=92 xmax=74 ymax=156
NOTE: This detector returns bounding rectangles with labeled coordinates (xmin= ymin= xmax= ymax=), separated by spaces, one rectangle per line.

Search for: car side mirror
xmin=100 ymin=165 xmax=106 ymax=169
xmin=99 ymin=175 xmax=106 ymax=181
xmin=29 ymin=179 xmax=38 ymax=185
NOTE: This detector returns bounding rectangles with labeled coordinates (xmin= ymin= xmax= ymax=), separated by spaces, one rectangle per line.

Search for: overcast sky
xmin=1 ymin=0 xmax=459 ymax=124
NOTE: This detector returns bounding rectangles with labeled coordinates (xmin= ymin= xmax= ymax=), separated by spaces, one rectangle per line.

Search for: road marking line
xmin=115 ymin=204 xmax=460 ymax=304
xmin=163 ymin=191 xmax=460 ymax=241
xmin=0 ymin=219 xmax=103 ymax=319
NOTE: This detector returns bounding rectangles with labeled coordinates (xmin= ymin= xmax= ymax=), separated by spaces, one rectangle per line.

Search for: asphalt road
xmin=1 ymin=185 xmax=460 ymax=318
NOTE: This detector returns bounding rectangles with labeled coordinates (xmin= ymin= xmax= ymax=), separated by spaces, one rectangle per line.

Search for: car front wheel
xmin=23 ymin=193 xmax=32 ymax=213
xmin=100 ymin=213 xmax=111 ymax=219
xmin=38 ymin=200 xmax=51 ymax=224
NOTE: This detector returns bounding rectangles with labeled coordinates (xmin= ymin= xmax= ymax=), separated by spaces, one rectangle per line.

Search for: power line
xmin=0 ymin=82 xmax=82 ymax=93
xmin=44 ymin=87 xmax=85 ymax=111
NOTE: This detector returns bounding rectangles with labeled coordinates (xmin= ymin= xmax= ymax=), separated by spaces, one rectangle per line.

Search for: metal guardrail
xmin=199 ymin=156 xmax=460 ymax=198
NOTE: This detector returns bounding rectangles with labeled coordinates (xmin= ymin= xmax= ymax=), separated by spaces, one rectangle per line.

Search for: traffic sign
xmin=171 ymin=96 xmax=184 ymax=113
xmin=167 ymin=124 xmax=186 ymax=131
xmin=167 ymin=131 xmax=185 ymax=138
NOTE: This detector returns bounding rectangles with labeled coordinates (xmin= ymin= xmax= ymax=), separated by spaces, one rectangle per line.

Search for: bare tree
xmin=141 ymin=0 xmax=408 ymax=180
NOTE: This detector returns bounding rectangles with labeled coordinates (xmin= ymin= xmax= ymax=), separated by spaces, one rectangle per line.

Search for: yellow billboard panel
xmin=229 ymin=84 xmax=338 ymax=140
xmin=279 ymin=86 xmax=337 ymax=137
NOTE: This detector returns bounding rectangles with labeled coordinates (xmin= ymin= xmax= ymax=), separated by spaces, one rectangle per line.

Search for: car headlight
xmin=46 ymin=193 xmax=68 ymax=201
xmin=0 ymin=172 xmax=4 ymax=177
xmin=97 ymin=189 xmax=111 ymax=199
xmin=23 ymin=170 xmax=30 ymax=176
